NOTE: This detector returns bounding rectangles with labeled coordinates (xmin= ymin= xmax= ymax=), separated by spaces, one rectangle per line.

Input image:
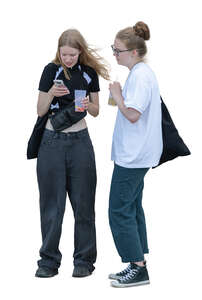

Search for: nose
xmin=65 ymin=58 xmax=73 ymax=63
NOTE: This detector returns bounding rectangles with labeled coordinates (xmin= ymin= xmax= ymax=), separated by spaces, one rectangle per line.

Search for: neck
xmin=128 ymin=59 xmax=143 ymax=70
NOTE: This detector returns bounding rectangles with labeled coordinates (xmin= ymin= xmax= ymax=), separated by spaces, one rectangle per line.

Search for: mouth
xmin=65 ymin=62 xmax=73 ymax=67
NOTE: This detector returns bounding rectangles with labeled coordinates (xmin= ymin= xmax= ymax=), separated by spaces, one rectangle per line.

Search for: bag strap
xmin=54 ymin=66 xmax=64 ymax=80
xmin=51 ymin=64 xmax=92 ymax=111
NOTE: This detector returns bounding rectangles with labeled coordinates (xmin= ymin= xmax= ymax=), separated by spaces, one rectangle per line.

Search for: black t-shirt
xmin=38 ymin=62 xmax=100 ymax=111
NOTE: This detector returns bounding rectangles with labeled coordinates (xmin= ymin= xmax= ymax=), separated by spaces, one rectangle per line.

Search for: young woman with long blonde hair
xmin=35 ymin=29 xmax=109 ymax=278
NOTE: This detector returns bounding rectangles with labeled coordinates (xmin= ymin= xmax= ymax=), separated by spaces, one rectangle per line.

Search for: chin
xmin=117 ymin=61 xmax=123 ymax=66
xmin=64 ymin=61 xmax=77 ymax=68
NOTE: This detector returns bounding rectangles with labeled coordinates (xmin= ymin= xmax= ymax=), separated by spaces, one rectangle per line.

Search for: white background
xmin=1 ymin=0 xmax=202 ymax=299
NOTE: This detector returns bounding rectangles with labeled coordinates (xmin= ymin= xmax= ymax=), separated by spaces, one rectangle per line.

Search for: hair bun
xmin=133 ymin=21 xmax=150 ymax=41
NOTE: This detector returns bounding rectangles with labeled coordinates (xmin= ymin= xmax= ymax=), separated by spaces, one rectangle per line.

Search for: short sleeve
xmin=38 ymin=63 xmax=58 ymax=92
xmin=86 ymin=67 xmax=100 ymax=93
xmin=124 ymin=73 xmax=151 ymax=113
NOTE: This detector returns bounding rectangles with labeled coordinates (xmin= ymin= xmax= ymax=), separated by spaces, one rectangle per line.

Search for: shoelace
xmin=117 ymin=264 xmax=132 ymax=276
xmin=119 ymin=269 xmax=138 ymax=283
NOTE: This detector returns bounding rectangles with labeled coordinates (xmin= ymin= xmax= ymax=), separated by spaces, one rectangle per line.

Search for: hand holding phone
xmin=49 ymin=80 xmax=70 ymax=97
xmin=53 ymin=79 xmax=65 ymax=87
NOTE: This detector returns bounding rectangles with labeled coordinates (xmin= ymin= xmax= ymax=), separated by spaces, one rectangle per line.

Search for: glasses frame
xmin=111 ymin=45 xmax=134 ymax=56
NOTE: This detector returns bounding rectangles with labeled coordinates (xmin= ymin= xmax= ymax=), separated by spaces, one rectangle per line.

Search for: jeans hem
xmin=121 ymin=257 xmax=145 ymax=263
xmin=74 ymin=262 xmax=95 ymax=272
xmin=121 ymin=250 xmax=149 ymax=263
xmin=38 ymin=259 xmax=60 ymax=270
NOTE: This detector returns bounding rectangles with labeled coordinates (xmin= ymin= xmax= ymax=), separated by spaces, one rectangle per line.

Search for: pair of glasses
xmin=111 ymin=45 xmax=133 ymax=56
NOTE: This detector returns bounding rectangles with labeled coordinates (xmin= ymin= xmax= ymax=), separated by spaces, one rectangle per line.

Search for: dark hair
xmin=116 ymin=21 xmax=150 ymax=58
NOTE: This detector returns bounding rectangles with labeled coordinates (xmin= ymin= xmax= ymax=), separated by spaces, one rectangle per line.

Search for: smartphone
xmin=54 ymin=79 xmax=65 ymax=86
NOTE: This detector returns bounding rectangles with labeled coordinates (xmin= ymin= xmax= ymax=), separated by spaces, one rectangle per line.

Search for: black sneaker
xmin=35 ymin=267 xmax=58 ymax=278
xmin=72 ymin=266 xmax=92 ymax=278
xmin=108 ymin=263 xmax=135 ymax=280
xmin=111 ymin=264 xmax=150 ymax=288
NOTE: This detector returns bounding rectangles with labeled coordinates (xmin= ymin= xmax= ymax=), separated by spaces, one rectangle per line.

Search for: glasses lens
xmin=111 ymin=45 xmax=119 ymax=56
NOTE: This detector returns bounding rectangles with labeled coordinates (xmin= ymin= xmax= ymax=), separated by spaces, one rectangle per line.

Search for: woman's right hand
xmin=48 ymin=84 xmax=70 ymax=97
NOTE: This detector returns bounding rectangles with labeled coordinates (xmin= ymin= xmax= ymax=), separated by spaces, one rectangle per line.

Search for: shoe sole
xmin=108 ymin=274 xmax=122 ymax=280
xmin=72 ymin=273 xmax=92 ymax=278
xmin=111 ymin=280 xmax=150 ymax=288
xmin=72 ymin=271 xmax=92 ymax=278
xmin=35 ymin=272 xmax=58 ymax=278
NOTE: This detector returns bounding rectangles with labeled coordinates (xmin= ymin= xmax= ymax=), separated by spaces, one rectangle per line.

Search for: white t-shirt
xmin=111 ymin=62 xmax=163 ymax=168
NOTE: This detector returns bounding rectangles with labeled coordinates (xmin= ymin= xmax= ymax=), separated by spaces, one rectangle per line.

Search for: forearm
xmin=116 ymin=95 xmax=140 ymax=123
xmin=37 ymin=91 xmax=54 ymax=117
xmin=87 ymin=102 xmax=99 ymax=117
xmin=109 ymin=81 xmax=140 ymax=123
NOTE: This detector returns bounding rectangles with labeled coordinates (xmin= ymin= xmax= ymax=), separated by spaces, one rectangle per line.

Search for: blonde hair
xmin=52 ymin=29 xmax=110 ymax=80
xmin=116 ymin=21 xmax=150 ymax=59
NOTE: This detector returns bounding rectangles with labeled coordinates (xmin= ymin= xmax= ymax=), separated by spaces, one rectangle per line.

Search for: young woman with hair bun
xmin=108 ymin=21 xmax=163 ymax=288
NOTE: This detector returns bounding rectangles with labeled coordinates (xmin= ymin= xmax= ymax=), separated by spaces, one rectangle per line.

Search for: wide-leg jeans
xmin=36 ymin=128 xmax=97 ymax=272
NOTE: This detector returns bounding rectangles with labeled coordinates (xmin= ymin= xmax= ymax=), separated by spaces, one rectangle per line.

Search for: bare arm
xmin=37 ymin=91 xmax=54 ymax=117
xmin=82 ymin=92 xmax=99 ymax=117
xmin=115 ymin=95 xmax=141 ymax=123
xmin=37 ymin=84 xmax=69 ymax=117
xmin=109 ymin=82 xmax=141 ymax=123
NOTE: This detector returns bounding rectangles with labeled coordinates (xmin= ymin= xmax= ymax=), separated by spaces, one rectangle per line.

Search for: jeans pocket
xmin=82 ymin=135 xmax=94 ymax=152
xmin=41 ymin=136 xmax=53 ymax=146
xmin=80 ymin=135 xmax=96 ymax=168
xmin=39 ymin=132 xmax=58 ymax=149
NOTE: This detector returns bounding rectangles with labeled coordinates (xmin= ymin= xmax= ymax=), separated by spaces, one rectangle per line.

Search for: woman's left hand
xmin=109 ymin=82 xmax=123 ymax=105
xmin=82 ymin=96 xmax=90 ymax=110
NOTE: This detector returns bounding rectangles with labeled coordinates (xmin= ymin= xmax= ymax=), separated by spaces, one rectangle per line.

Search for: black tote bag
xmin=27 ymin=113 xmax=49 ymax=159
xmin=153 ymin=97 xmax=191 ymax=168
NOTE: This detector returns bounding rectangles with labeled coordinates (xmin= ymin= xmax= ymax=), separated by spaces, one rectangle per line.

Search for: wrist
xmin=48 ymin=92 xmax=54 ymax=105
xmin=116 ymin=96 xmax=125 ymax=108
xmin=87 ymin=102 xmax=99 ymax=115
xmin=48 ymin=89 xmax=54 ymax=99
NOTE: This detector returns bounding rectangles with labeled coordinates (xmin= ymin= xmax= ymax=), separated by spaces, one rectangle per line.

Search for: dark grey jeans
xmin=36 ymin=128 xmax=97 ymax=272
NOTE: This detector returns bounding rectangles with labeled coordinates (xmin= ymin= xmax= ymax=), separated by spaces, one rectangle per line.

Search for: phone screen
xmin=54 ymin=79 xmax=65 ymax=86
